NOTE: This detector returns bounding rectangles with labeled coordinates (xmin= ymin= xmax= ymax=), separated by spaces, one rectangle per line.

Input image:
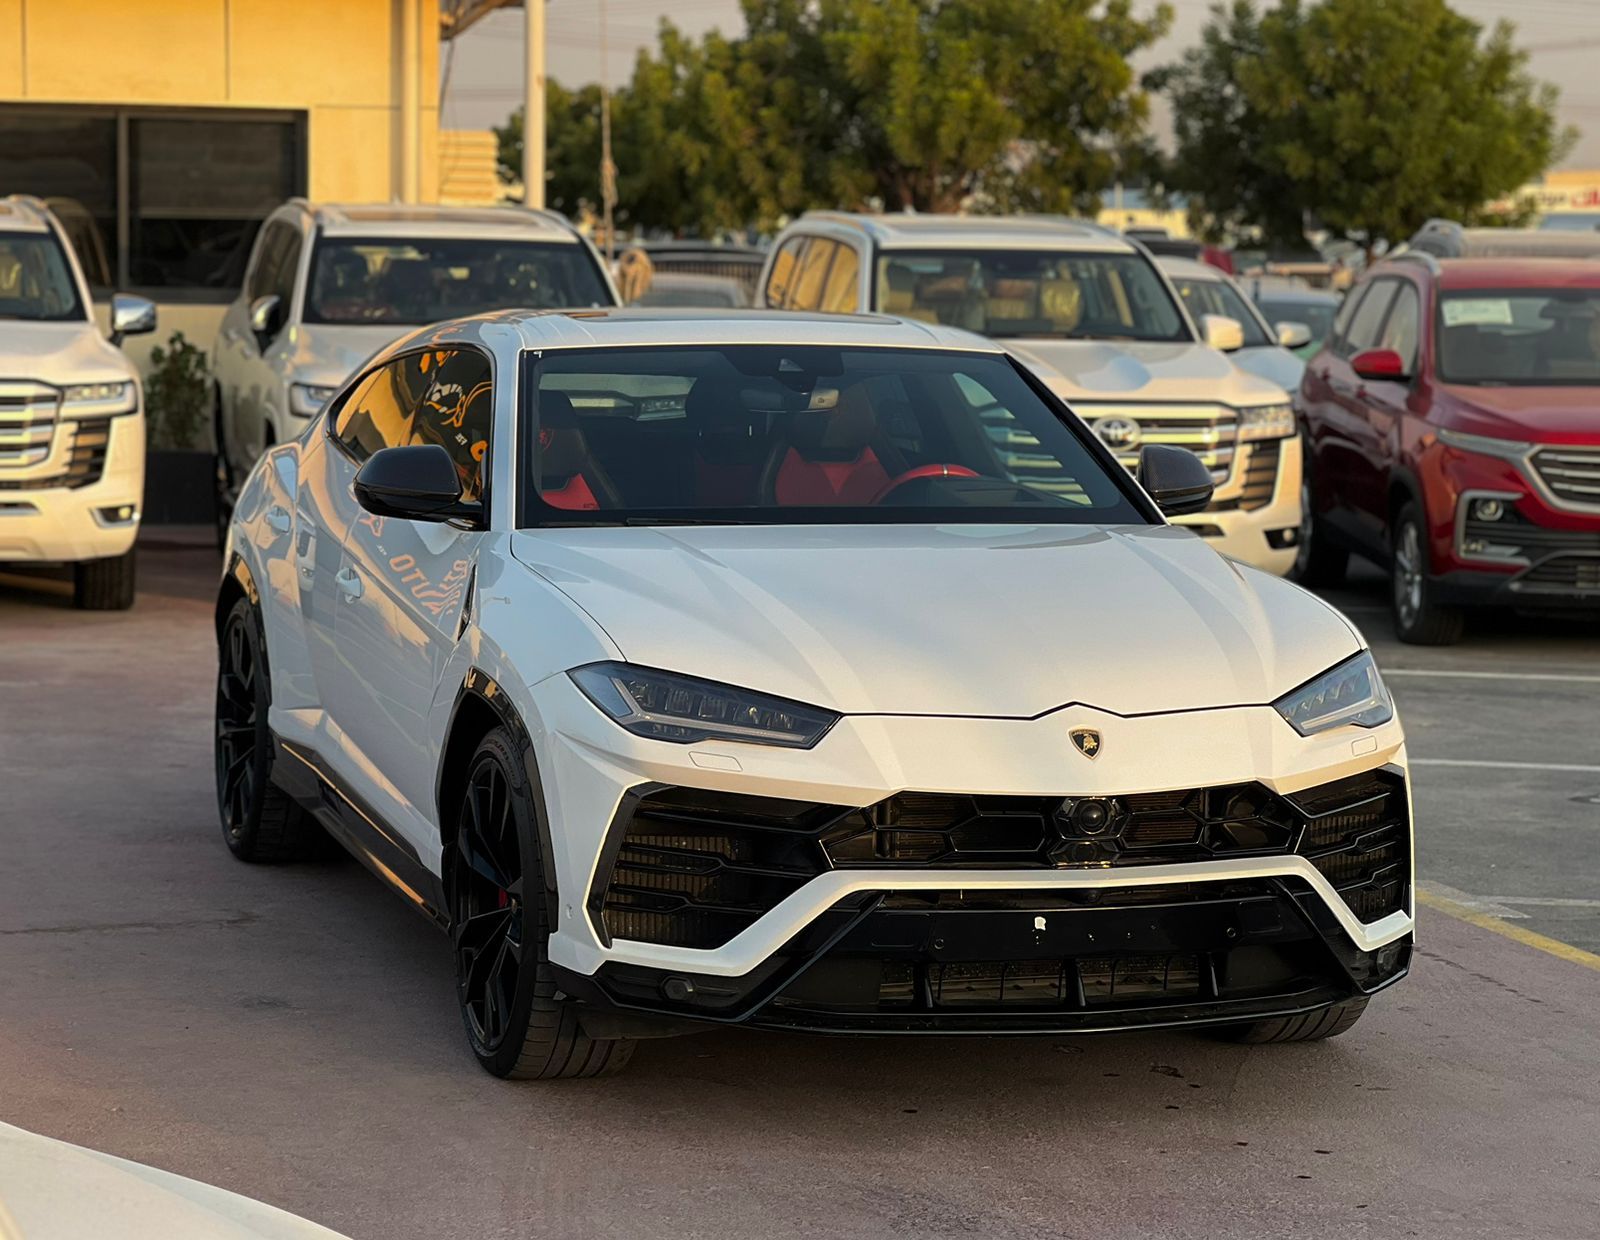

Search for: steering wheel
xmin=873 ymin=464 xmax=981 ymax=503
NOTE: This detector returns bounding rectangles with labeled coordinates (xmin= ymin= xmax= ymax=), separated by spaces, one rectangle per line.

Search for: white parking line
xmin=1483 ymin=896 xmax=1600 ymax=910
xmin=1411 ymin=758 xmax=1600 ymax=774
xmin=1417 ymin=882 xmax=1527 ymax=919
xmin=1385 ymin=668 xmax=1600 ymax=684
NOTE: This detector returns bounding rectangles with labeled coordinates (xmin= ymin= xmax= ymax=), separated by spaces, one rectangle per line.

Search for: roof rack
xmin=1385 ymin=249 xmax=1441 ymax=275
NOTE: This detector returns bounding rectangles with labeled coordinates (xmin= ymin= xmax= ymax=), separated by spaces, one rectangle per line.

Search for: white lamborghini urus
xmin=216 ymin=309 xmax=1413 ymax=1079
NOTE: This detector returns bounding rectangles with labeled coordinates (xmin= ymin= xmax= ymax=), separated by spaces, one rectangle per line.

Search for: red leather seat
xmin=763 ymin=386 xmax=897 ymax=506
xmin=537 ymin=391 xmax=620 ymax=510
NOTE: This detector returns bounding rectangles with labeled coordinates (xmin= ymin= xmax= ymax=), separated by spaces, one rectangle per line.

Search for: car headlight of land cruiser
xmin=569 ymin=662 xmax=839 ymax=748
xmin=1274 ymin=651 xmax=1394 ymax=736
xmin=1237 ymin=402 xmax=1296 ymax=442
xmin=289 ymin=383 xmax=338 ymax=417
xmin=61 ymin=381 xmax=136 ymax=414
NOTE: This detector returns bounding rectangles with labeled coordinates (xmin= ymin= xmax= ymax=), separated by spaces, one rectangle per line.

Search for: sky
xmin=442 ymin=0 xmax=1600 ymax=171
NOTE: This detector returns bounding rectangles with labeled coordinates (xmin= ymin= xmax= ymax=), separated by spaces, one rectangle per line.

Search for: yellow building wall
xmin=1 ymin=0 xmax=441 ymax=203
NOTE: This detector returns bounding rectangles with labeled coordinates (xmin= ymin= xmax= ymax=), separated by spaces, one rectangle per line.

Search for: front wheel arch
xmin=436 ymin=671 xmax=559 ymax=933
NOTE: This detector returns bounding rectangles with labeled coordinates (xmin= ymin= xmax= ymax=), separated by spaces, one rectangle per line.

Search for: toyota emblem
xmin=1092 ymin=416 xmax=1143 ymax=451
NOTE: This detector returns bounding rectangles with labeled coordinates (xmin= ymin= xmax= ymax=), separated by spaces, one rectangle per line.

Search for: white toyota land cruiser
xmin=0 ymin=196 xmax=156 ymax=609
xmin=758 ymin=214 xmax=1303 ymax=574
xmin=212 ymin=200 xmax=618 ymax=520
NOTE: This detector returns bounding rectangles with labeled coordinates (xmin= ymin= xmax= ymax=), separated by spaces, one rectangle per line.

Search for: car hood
xmin=1233 ymin=345 xmax=1306 ymax=395
xmin=509 ymin=524 xmax=1361 ymax=717
xmin=1005 ymin=340 xmax=1290 ymax=406
xmin=0 ymin=322 xmax=136 ymax=386
xmin=0 ymin=1121 xmax=348 ymax=1239
xmin=277 ymin=324 xmax=417 ymax=387
xmin=1443 ymin=385 xmax=1600 ymax=443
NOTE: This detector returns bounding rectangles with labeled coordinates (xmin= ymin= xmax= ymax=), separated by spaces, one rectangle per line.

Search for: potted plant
xmin=141 ymin=331 xmax=215 ymax=525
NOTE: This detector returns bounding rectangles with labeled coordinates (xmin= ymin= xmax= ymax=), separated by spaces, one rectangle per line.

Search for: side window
xmin=334 ymin=350 xmax=493 ymax=505
xmin=335 ymin=356 xmax=422 ymax=463
xmin=763 ymin=236 xmax=807 ymax=308
xmin=790 ymin=239 xmax=836 ymax=311
xmin=1379 ymin=282 xmax=1421 ymax=374
xmin=245 ymin=222 xmax=287 ymax=302
xmin=268 ymin=229 xmax=303 ymax=314
xmin=1342 ymin=280 xmax=1397 ymax=355
xmin=820 ymin=243 xmax=861 ymax=313
xmin=409 ymin=348 xmax=494 ymax=504
xmin=1329 ymin=284 xmax=1365 ymax=353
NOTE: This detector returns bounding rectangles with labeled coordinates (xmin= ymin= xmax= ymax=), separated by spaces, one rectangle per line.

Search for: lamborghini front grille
xmin=591 ymin=770 xmax=1411 ymax=949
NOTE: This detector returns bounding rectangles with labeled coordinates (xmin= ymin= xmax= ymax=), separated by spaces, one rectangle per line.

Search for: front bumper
xmin=1171 ymin=435 xmax=1302 ymax=577
xmin=531 ymin=672 xmax=1412 ymax=1034
xmin=0 ymin=413 xmax=143 ymax=563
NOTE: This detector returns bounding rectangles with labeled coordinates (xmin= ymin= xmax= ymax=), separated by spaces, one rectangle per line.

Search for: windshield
xmin=0 ymin=233 xmax=85 ymax=321
xmin=520 ymin=345 xmax=1146 ymax=526
xmin=1438 ymin=288 xmax=1600 ymax=386
xmin=1168 ymin=275 xmax=1270 ymax=347
xmin=874 ymin=250 xmax=1190 ymax=343
xmin=1256 ymin=297 xmax=1337 ymax=344
xmin=304 ymin=237 xmax=610 ymax=325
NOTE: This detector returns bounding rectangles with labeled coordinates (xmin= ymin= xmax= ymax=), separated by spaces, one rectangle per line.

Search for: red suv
xmin=1296 ymin=255 xmax=1600 ymax=643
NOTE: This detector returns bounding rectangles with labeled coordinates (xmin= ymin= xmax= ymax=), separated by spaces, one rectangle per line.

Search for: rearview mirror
xmin=1138 ymin=444 xmax=1215 ymax=517
xmin=353 ymin=444 xmax=480 ymax=525
xmin=1275 ymin=320 xmax=1313 ymax=349
xmin=1199 ymin=313 xmax=1245 ymax=352
xmin=249 ymin=294 xmax=283 ymax=348
xmin=109 ymin=294 xmax=156 ymax=347
xmin=1351 ymin=347 xmax=1407 ymax=382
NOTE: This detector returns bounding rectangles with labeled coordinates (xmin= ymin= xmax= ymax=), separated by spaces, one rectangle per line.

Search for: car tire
xmin=1209 ymin=997 xmax=1368 ymax=1044
xmin=215 ymin=597 xmax=322 ymax=862
xmin=1391 ymin=502 xmax=1465 ymax=646
xmin=73 ymin=549 xmax=136 ymax=610
xmin=449 ymin=726 xmax=636 ymax=1080
xmin=1291 ymin=479 xmax=1348 ymax=587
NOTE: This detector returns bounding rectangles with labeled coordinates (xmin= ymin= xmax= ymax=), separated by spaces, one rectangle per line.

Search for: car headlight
xmin=1274 ymin=651 xmax=1394 ymax=736
xmin=569 ymin=662 xmax=839 ymax=748
xmin=289 ymin=382 xmax=338 ymax=417
xmin=61 ymin=381 xmax=136 ymax=413
xmin=1436 ymin=427 xmax=1532 ymax=461
xmin=1237 ymin=402 xmax=1295 ymax=442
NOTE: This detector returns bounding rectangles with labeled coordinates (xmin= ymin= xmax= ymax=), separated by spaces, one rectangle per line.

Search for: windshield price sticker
xmin=1443 ymin=298 xmax=1514 ymax=327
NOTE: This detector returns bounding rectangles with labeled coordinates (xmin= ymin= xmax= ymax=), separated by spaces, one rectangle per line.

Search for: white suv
xmin=0 ymin=196 xmax=156 ymax=609
xmin=758 ymin=214 xmax=1304 ymax=574
xmin=212 ymin=200 xmax=618 ymax=509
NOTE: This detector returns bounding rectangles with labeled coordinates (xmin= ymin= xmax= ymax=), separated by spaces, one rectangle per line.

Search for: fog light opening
xmin=1471 ymin=498 xmax=1507 ymax=522
xmin=94 ymin=504 xmax=139 ymax=526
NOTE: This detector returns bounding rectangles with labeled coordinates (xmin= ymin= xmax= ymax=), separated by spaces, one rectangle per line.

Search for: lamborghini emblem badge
xmin=1070 ymin=728 xmax=1102 ymax=760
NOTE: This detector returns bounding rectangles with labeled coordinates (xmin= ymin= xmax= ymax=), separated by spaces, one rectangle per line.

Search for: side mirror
xmin=109 ymin=294 xmax=156 ymax=347
xmin=1139 ymin=444 xmax=1215 ymax=517
xmin=353 ymin=444 xmax=479 ymax=525
xmin=1199 ymin=313 xmax=1245 ymax=352
xmin=1351 ymin=347 xmax=1406 ymax=382
xmin=249 ymin=294 xmax=283 ymax=348
xmin=1275 ymin=320 xmax=1313 ymax=349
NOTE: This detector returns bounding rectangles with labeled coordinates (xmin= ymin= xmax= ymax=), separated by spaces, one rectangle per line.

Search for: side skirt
xmin=271 ymin=734 xmax=450 ymax=930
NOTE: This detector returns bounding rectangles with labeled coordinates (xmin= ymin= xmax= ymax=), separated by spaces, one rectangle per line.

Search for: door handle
xmin=265 ymin=505 xmax=291 ymax=535
xmin=335 ymin=566 xmax=363 ymax=601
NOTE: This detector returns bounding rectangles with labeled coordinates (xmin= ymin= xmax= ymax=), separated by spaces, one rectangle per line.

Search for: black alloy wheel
xmin=215 ymin=598 xmax=319 ymax=861
xmin=452 ymin=752 xmax=526 ymax=1054
xmin=449 ymin=727 xmax=635 ymax=1079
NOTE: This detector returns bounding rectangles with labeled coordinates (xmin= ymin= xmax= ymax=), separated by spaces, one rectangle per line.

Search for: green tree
xmin=498 ymin=0 xmax=1174 ymax=235
xmin=494 ymin=80 xmax=608 ymax=218
xmin=1160 ymin=0 xmax=1575 ymax=252
xmin=722 ymin=0 xmax=1174 ymax=221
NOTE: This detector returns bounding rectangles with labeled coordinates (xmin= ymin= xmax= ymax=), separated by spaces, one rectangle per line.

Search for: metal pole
xmin=523 ymin=0 xmax=545 ymax=209
xmin=599 ymin=0 xmax=616 ymax=264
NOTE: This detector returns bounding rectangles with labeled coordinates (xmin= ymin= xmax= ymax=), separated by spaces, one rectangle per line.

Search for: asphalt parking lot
xmin=2 ymin=536 xmax=1598 ymax=1239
